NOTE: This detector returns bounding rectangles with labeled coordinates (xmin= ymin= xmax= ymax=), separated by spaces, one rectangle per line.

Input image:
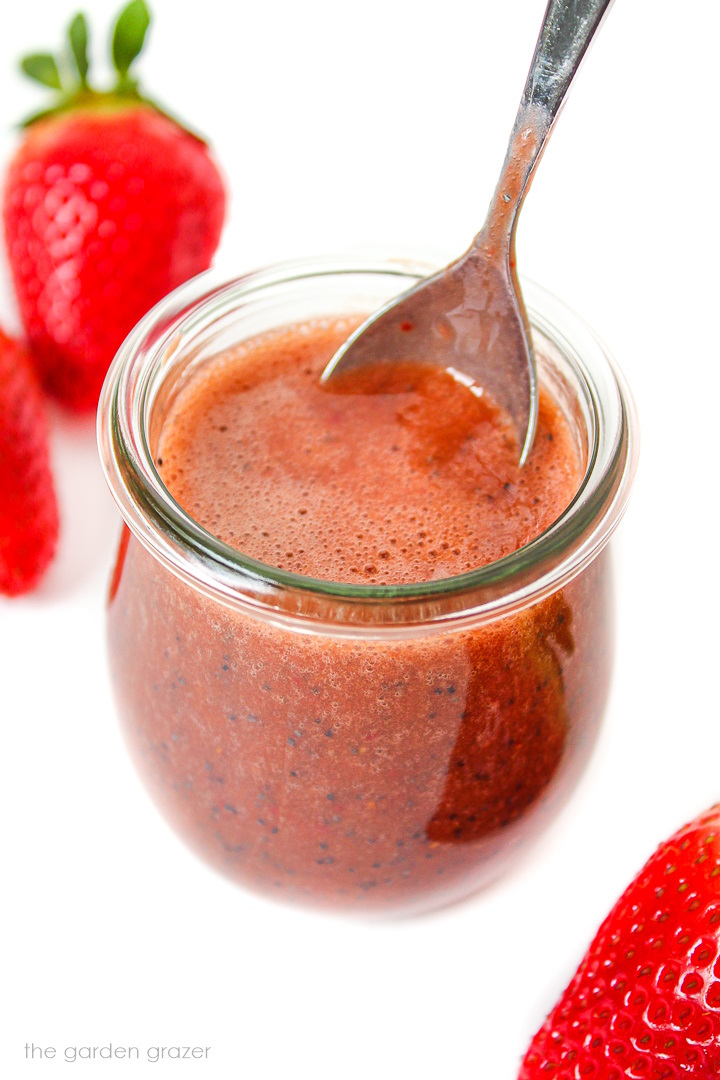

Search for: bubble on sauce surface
xmin=156 ymin=318 xmax=582 ymax=586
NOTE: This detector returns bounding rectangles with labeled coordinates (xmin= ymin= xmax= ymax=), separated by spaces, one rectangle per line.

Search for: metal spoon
xmin=322 ymin=0 xmax=615 ymax=464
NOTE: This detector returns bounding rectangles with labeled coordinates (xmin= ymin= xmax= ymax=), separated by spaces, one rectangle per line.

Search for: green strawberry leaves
xmin=18 ymin=2 xmax=156 ymax=120
xmin=14 ymin=2 xmax=205 ymax=143
xmin=112 ymin=1 xmax=150 ymax=81
xmin=68 ymin=13 xmax=90 ymax=87
xmin=20 ymin=12 xmax=92 ymax=94
xmin=20 ymin=54 xmax=62 ymax=90
xmin=15 ymin=1 xmax=205 ymax=141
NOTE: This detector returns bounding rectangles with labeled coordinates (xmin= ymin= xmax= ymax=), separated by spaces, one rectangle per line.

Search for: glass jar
xmin=98 ymin=255 xmax=638 ymax=915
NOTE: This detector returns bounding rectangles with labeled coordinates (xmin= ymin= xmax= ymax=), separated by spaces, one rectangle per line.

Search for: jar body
xmin=99 ymin=257 xmax=637 ymax=916
xmin=107 ymin=531 xmax=613 ymax=914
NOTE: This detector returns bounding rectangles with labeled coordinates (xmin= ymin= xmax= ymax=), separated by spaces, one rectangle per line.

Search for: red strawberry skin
xmin=0 ymin=330 xmax=59 ymax=595
xmin=520 ymin=806 xmax=720 ymax=1079
xmin=3 ymin=106 xmax=226 ymax=410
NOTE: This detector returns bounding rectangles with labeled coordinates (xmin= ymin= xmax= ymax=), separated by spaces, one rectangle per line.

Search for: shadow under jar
xmin=98 ymin=256 xmax=637 ymax=916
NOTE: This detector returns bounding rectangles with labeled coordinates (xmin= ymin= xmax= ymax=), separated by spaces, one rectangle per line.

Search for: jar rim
xmin=97 ymin=253 xmax=638 ymax=635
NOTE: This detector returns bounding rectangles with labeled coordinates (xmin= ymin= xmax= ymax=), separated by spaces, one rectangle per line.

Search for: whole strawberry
xmin=520 ymin=805 xmax=720 ymax=1078
xmin=0 ymin=330 xmax=59 ymax=595
xmin=3 ymin=2 xmax=226 ymax=411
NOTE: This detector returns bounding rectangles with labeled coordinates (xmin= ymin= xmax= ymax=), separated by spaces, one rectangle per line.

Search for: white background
xmin=2 ymin=0 xmax=719 ymax=1077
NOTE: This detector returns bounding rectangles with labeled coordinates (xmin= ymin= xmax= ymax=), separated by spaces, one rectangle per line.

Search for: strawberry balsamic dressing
xmin=107 ymin=318 xmax=614 ymax=912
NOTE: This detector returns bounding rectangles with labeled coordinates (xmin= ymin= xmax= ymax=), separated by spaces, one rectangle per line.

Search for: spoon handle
xmin=522 ymin=0 xmax=615 ymax=121
xmin=476 ymin=0 xmax=615 ymax=250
